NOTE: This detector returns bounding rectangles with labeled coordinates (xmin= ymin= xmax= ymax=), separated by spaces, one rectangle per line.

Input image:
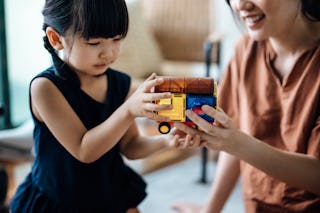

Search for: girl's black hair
xmin=0 ymin=164 xmax=8 ymax=207
xmin=225 ymin=0 xmax=320 ymax=22
xmin=41 ymin=0 xmax=129 ymax=84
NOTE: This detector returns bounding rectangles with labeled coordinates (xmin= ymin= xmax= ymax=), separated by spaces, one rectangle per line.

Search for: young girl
xmin=173 ymin=0 xmax=320 ymax=212
xmin=9 ymin=0 xmax=185 ymax=212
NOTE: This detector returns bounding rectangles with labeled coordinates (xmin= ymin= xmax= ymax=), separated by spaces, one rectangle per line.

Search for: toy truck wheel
xmin=158 ymin=122 xmax=171 ymax=134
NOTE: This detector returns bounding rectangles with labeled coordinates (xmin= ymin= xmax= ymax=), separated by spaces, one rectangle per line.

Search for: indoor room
xmin=0 ymin=0 xmax=245 ymax=212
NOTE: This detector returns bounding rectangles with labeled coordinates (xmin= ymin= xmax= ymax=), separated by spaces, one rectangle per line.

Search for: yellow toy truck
xmin=155 ymin=77 xmax=217 ymax=134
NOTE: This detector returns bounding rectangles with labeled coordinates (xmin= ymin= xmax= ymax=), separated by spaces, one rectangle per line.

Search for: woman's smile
xmin=241 ymin=13 xmax=265 ymax=30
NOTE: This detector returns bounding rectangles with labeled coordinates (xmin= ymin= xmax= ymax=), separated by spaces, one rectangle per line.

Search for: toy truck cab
xmin=155 ymin=77 xmax=217 ymax=134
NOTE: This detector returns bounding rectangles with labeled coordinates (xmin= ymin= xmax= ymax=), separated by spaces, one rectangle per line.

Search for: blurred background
xmin=0 ymin=0 xmax=243 ymax=212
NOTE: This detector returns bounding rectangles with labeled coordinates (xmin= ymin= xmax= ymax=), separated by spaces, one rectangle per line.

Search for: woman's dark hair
xmin=301 ymin=0 xmax=320 ymax=21
xmin=225 ymin=0 xmax=320 ymax=22
xmin=41 ymin=0 xmax=129 ymax=84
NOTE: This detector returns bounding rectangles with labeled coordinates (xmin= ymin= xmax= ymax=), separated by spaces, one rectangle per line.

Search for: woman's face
xmin=229 ymin=0 xmax=302 ymax=41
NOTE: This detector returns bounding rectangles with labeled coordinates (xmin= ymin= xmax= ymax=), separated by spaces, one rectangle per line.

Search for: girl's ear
xmin=46 ymin=27 xmax=64 ymax=51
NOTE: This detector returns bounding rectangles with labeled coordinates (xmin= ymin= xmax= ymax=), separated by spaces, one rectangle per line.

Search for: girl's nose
xmin=100 ymin=46 xmax=114 ymax=59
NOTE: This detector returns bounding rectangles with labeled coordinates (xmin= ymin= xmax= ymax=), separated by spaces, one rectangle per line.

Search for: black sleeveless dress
xmin=10 ymin=66 xmax=147 ymax=213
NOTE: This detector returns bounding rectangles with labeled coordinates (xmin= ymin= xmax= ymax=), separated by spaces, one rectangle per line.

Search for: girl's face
xmin=229 ymin=0 xmax=301 ymax=41
xmin=61 ymin=34 xmax=122 ymax=76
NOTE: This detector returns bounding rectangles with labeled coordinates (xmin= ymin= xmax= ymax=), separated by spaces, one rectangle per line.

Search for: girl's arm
xmin=119 ymin=120 xmax=196 ymax=159
xmin=175 ymin=106 xmax=320 ymax=195
xmin=119 ymin=122 xmax=167 ymax=159
xmin=30 ymin=74 xmax=171 ymax=163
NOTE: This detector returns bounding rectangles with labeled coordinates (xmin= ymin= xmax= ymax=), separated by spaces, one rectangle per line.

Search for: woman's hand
xmin=125 ymin=73 xmax=172 ymax=121
xmin=174 ymin=105 xmax=239 ymax=153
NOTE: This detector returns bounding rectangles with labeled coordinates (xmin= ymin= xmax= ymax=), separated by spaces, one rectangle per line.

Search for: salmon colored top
xmin=218 ymin=35 xmax=320 ymax=212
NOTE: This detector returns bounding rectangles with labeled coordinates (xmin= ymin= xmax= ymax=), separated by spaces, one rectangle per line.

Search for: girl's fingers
xmin=183 ymin=135 xmax=192 ymax=148
xmin=193 ymin=134 xmax=201 ymax=147
xmin=152 ymin=103 xmax=173 ymax=111
xmin=178 ymin=134 xmax=202 ymax=148
xmin=144 ymin=111 xmax=169 ymax=121
xmin=174 ymin=122 xmax=198 ymax=136
xmin=144 ymin=92 xmax=171 ymax=102
xmin=142 ymin=77 xmax=165 ymax=92
xmin=200 ymin=140 xmax=208 ymax=147
xmin=144 ymin=102 xmax=172 ymax=112
xmin=169 ymin=134 xmax=180 ymax=148
xmin=145 ymin=73 xmax=157 ymax=81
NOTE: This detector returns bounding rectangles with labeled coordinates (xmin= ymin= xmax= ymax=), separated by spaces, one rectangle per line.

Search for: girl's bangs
xmin=76 ymin=0 xmax=129 ymax=39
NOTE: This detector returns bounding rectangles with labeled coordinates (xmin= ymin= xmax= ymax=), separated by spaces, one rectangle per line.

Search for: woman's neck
xmin=269 ymin=21 xmax=320 ymax=56
xmin=268 ymin=21 xmax=320 ymax=80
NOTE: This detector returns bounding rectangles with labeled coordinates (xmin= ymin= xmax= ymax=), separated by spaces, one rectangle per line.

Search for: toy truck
xmin=155 ymin=77 xmax=217 ymax=134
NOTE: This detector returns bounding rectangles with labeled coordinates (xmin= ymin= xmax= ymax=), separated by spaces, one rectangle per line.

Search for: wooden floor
xmin=1 ymin=160 xmax=30 ymax=206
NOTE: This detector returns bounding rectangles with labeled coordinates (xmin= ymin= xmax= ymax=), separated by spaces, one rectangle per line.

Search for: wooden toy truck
xmin=155 ymin=77 xmax=217 ymax=134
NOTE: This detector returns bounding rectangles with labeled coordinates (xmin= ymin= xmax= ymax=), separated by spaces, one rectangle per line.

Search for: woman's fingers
xmin=185 ymin=110 xmax=218 ymax=135
xmin=202 ymin=105 xmax=235 ymax=129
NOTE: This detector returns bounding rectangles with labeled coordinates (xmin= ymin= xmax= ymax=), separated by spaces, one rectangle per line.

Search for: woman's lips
xmin=242 ymin=14 xmax=265 ymax=29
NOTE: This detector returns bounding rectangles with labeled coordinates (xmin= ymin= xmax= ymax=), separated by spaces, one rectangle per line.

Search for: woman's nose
xmin=231 ymin=0 xmax=254 ymax=11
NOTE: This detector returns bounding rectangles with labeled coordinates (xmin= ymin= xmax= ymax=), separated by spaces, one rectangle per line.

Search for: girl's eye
xmin=113 ymin=37 xmax=122 ymax=41
xmin=87 ymin=42 xmax=100 ymax=46
xmin=113 ymin=36 xmax=123 ymax=42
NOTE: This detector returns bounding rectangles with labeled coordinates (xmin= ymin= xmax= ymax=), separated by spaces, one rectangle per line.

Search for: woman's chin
xmin=248 ymin=31 xmax=267 ymax=41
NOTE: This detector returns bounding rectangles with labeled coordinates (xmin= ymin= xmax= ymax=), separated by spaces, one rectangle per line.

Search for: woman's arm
xmin=235 ymin=132 xmax=320 ymax=195
xmin=204 ymin=152 xmax=240 ymax=213
xmin=175 ymin=106 xmax=320 ymax=195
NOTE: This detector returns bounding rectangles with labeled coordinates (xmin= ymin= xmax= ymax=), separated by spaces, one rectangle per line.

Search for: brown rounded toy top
xmin=154 ymin=77 xmax=215 ymax=94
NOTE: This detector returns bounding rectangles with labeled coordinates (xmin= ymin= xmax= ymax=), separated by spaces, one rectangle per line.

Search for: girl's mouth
xmin=94 ymin=63 xmax=107 ymax=68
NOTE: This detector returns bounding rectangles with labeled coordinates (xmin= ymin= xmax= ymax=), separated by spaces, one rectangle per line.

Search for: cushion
xmin=111 ymin=0 xmax=164 ymax=79
xmin=141 ymin=0 xmax=210 ymax=62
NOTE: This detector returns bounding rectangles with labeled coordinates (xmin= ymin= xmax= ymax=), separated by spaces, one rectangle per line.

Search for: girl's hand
xmin=174 ymin=105 xmax=238 ymax=152
xmin=125 ymin=73 xmax=172 ymax=121
xmin=165 ymin=127 xmax=206 ymax=149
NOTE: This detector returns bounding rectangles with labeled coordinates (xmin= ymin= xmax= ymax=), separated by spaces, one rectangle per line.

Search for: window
xmin=0 ymin=0 xmax=10 ymax=129
xmin=0 ymin=0 xmax=51 ymax=129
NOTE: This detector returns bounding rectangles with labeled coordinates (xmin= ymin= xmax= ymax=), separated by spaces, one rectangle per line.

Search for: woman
xmin=173 ymin=0 xmax=320 ymax=212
